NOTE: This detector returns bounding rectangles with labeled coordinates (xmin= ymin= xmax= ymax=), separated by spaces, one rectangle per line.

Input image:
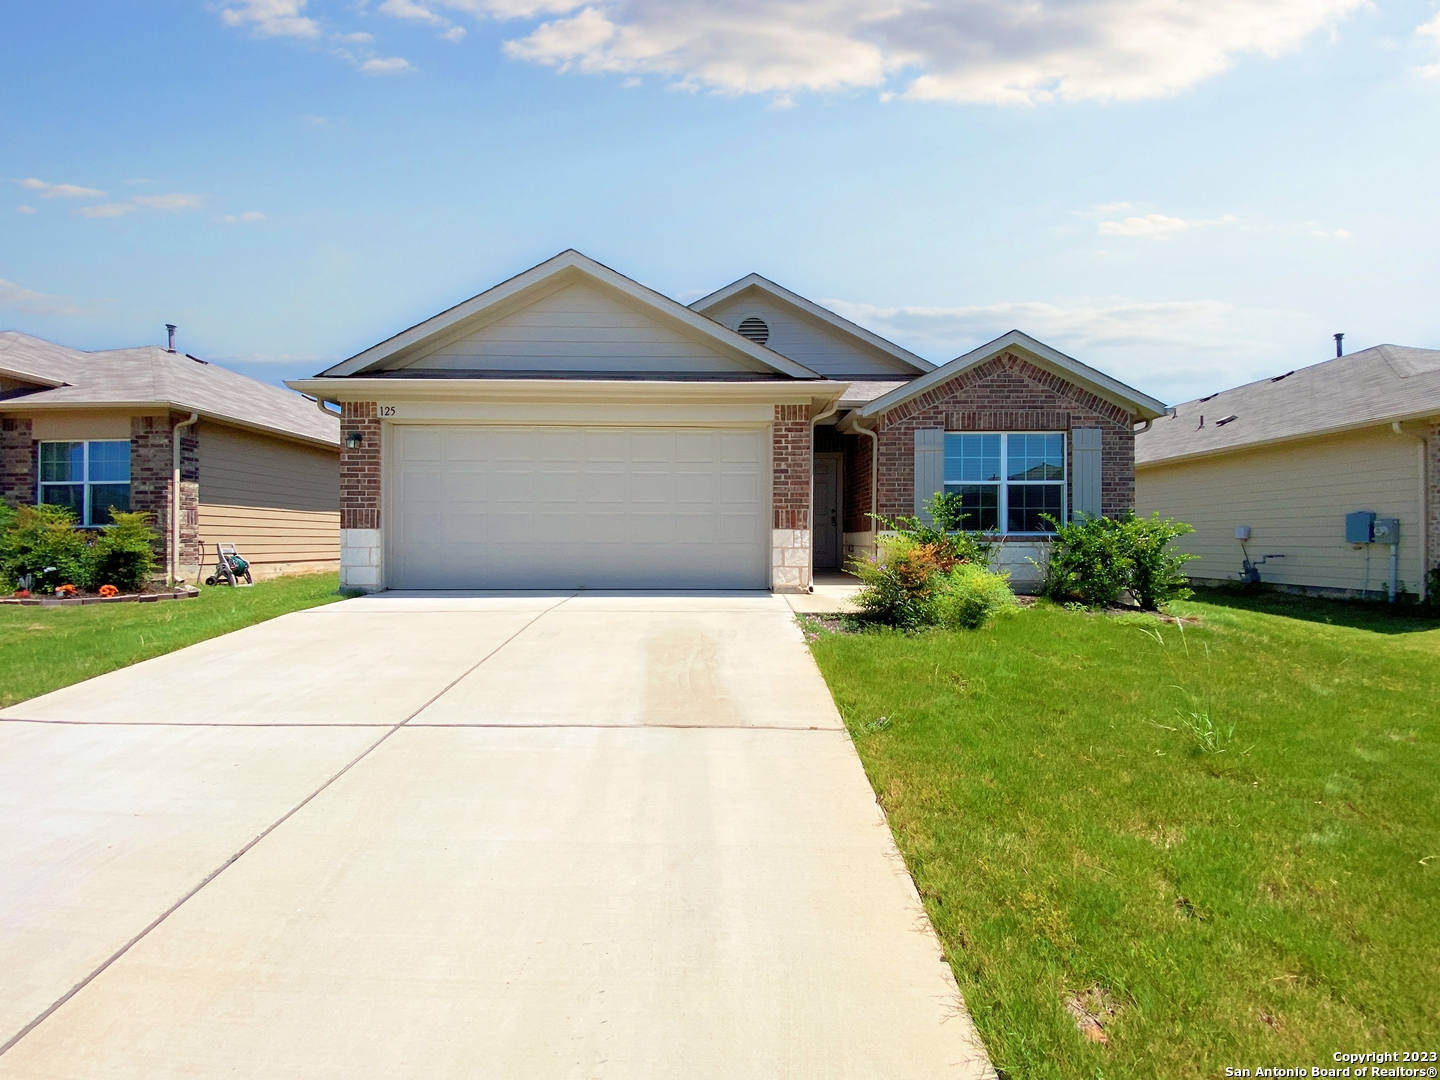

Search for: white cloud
xmin=1418 ymin=11 xmax=1440 ymax=76
xmin=380 ymin=0 xmax=449 ymax=24
xmin=220 ymin=0 xmax=320 ymax=38
xmin=76 ymin=203 xmax=137 ymax=218
xmin=440 ymin=25 xmax=467 ymax=41
xmin=0 ymin=278 xmax=87 ymax=316
xmin=465 ymin=0 xmax=1366 ymax=104
xmin=220 ymin=211 xmax=267 ymax=223
xmin=1098 ymin=212 xmax=1237 ymax=239
xmin=16 ymin=205 xmax=37 ymax=214
xmin=361 ymin=55 xmax=415 ymax=73
xmin=133 ymin=193 xmax=205 ymax=211
xmin=1310 ymin=227 xmax=1351 ymax=238
xmin=15 ymin=178 xmax=105 ymax=199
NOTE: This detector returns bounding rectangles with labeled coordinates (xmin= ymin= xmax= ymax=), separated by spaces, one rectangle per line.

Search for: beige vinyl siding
xmin=1137 ymin=426 xmax=1426 ymax=595
xmin=403 ymin=281 xmax=758 ymax=374
xmin=197 ymin=422 xmax=339 ymax=578
xmin=29 ymin=409 xmax=133 ymax=441
xmin=702 ymin=291 xmax=918 ymax=377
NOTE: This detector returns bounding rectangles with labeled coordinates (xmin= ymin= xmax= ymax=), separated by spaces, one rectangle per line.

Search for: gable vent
xmin=737 ymin=317 xmax=770 ymax=346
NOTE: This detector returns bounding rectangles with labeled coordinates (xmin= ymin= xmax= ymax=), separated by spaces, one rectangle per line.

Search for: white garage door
xmin=389 ymin=425 xmax=770 ymax=590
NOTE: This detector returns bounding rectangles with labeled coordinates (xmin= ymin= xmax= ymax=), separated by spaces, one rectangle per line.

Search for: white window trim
xmin=942 ymin=430 xmax=1068 ymax=537
xmin=36 ymin=440 xmax=132 ymax=527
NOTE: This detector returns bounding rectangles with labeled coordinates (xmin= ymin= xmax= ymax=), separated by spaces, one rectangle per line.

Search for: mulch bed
xmin=2 ymin=586 xmax=200 ymax=607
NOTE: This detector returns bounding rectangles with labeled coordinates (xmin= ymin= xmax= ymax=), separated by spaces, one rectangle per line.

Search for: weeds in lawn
xmin=1138 ymin=620 xmax=1248 ymax=756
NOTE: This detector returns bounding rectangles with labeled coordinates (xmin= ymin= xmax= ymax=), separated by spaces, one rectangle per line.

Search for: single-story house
xmin=0 ymin=330 xmax=341 ymax=583
xmin=289 ymin=250 xmax=1166 ymax=593
xmin=1136 ymin=344 xmax=1439 ymax=601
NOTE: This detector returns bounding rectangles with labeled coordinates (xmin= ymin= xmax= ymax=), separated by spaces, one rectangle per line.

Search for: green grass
xmin=0 ymin=573 xmax=344 ymax=708
xmin=806 ymin=589 xmax=1440 ymax=1079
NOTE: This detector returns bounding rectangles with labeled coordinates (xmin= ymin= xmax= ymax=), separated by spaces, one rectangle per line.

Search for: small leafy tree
xmin=0 ymin=504 xmax=92 ymax=593
xmin=1120 ymin=512 xmax=1197 ymax=610
xmin=90 ymin=510 xmax=160 ymax=593
xmin=1042 ymin=511 xmax=1196 ymax=610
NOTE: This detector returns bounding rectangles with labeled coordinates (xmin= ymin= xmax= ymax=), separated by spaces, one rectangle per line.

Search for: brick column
xmin=772 ymin=404 xmax=811 ymax=592
xmin=1 ymin=418 xmax=35 ymax=506
xmin=340 ymin=402 xmax=382 ymax=590
xmin=129 ymin=414 xmax=199 ymax=580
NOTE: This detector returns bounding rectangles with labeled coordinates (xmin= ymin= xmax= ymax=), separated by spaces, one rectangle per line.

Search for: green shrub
xmin=933 ymin=563 xmax=1017 ymax=629
xmin=90 ymin=511 xmax=160 ymax=592
xmin=1042 ymin=511 xmax=1196 ymax=610
xmin=0 ymin=504 xmax=93 ymax=593
xmin=850 ymin=534 xmax=948 ymax=629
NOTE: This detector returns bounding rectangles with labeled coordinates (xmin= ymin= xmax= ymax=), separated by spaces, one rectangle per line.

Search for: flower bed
xmin=1 ymin=585 xmax=199 ymax=607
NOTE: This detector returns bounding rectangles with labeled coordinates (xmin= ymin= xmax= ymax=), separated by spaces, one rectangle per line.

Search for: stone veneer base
xmin=772 ymin=528 xmax=812 ymax=592
xmin=340 ymin=528 xmax=382 ymax=591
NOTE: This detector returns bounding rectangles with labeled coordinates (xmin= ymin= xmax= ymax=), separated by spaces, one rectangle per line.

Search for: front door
xmin=813 ymin=453 xmax=842 ymax=571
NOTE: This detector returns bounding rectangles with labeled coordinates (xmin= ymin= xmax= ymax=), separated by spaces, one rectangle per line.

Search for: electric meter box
xmin=1346 ymin=511 xmax=1375 ymax=544
xmin=1372 ymin=518 xmax=1400 ymax=545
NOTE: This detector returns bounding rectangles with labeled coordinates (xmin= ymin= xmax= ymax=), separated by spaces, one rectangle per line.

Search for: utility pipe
xmin=1392 ymin=421 xmax=1429 ymax=602
xmin=170 ymin=413 xmax=198 ymax=586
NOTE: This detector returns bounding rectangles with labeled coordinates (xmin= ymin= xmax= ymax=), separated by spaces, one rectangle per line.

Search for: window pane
xmin=944 ymin=434 xmax=1001 ymax=483
xmin=90 ymin=483 xmax=131 ymax=524
xmin=944 ymin=483 xmax=999 ymax=531
xmin=88 ymin=441 xmax=131 ymax=482
xmin=40 ymin=484 xmax=84 ymax=520
xmin=1006 ymin=433 xmax=1065 ymax=481
xmin=1006 ymin=484 xmax=1063 ymax=533
xmin=40 ymin=442 xmax=84 ymax=483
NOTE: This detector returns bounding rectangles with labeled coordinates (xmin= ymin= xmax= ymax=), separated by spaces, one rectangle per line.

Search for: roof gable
xmin=690 ymin=275 xmax=932 ymax=377
xmin=321 ymin=251 xmax=820 ymax=380
xmin=856 ymin=330 xmax=1167 ymax=422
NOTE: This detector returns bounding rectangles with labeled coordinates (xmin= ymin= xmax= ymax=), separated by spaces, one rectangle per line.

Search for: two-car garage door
xmin=388 ymin=425 xmax=769 ymax=590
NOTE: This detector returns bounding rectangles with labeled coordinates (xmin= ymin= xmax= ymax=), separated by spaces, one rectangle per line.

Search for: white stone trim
xmin=340 ymin=528 xmax=382 ymax=591
xmin=771 ymin=528 xmax=812 ymax=592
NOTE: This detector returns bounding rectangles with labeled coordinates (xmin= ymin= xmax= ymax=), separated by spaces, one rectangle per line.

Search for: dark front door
xmin=814 ymin=453 xmax=842 ymax=571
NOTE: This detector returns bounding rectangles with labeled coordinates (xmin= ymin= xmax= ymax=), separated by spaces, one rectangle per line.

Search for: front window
xmin=39 ymin=440 xmax=131 ymax=526
xmin=943 ymin=432 xmax=1065 ymax=534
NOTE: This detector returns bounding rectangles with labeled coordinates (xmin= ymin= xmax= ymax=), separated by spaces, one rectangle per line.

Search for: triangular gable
xmin=690 ymin=274 xmax=933 ymax=377
xmin=855 ymin=330 xmax=1167 ymax=421
xmin=320 ymin=251 xmax=820 ymax=379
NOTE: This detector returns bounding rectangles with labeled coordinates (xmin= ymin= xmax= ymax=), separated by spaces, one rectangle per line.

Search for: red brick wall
xmin=842 ymin=432 xmax=872 ymax=533
xmin=772 ymin=404 xmax=811 ymax=530
xmin=130 ymin=414 xmax=200 ymax=570
xmin=1 ymin=417 xmax=35 ymax=506
xmin=875 ymin=351 xmax=1136 ymax=519
xmin=341 ymin=401 xmax=381 ymax=530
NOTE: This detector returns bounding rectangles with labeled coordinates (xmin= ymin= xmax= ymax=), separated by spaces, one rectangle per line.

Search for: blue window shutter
xmin=914 ymin=428 xmax=945 ymax=521
xmin=1071 ymin=428 xmax=1102 ymax=519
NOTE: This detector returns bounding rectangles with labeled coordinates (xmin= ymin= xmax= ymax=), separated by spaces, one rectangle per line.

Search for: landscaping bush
xmin=89 ymin=511 xmax=159 ymax=593
xmin=0 ymin=504 xmax=92 ymax=593
xmin=1042 ymin=510 xmax=1196 ymax=610
xmin=850 ymin=534 xmax=950 ymax=629
xmin=933 ymin=563 xmax=1018 ymax=629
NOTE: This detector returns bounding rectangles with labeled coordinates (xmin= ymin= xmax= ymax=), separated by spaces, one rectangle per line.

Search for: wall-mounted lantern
xmin=344 ymin=431 xmax=364 ymax=450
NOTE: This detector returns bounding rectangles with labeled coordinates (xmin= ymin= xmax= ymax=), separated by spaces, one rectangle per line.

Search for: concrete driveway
xmin=0 ymin=592 xmax=992 ymax=1079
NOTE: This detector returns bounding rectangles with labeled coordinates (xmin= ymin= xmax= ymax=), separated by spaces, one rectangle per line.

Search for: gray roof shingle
xmin=1136 ymin=344 xmax=1440 ymax=467
xmin=0 ymin=331 xmax=338 ymax=447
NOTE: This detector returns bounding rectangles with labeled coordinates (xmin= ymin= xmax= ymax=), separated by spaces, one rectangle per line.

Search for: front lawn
xmin=0 ymin=572 xmax=344 ymax=708
xmin=807 ymin=590 xmax=1440 ymax=1079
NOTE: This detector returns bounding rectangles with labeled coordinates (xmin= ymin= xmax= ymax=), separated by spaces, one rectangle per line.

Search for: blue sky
xmin=2 ymin=0 xmax=1438 ymax=405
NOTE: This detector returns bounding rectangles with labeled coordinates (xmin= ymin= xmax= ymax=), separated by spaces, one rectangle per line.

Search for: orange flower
xmin=55 ymin=584 xmax=78 ymax=597
xmin=98 ymin=584 xmax=119 ymax=597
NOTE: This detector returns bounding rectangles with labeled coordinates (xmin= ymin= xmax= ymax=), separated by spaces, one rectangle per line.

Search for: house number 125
xmin=377 ymin=405 xmax=398 ymax=417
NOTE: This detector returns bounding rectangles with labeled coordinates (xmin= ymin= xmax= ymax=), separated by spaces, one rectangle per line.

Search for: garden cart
xmin=205 ymin=543 xmax=253 ymax=587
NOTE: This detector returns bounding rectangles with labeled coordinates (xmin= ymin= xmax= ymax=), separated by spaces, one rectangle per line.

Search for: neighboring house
xmin=289 ymin=250 xmax=1165 ymax=593
xmin=1136 ymin=344 xmax=1440 ymax=600
xmin=0 ymin=331 xmax=341 ymax=583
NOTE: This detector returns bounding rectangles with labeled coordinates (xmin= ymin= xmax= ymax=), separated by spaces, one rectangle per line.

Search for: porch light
xmin=345 ymin=431 xmax=364 ymax=450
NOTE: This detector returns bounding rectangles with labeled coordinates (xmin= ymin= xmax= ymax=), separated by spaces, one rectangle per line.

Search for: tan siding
xmin=1137 ymin=427 xmax=1426 ymax=594
xmin=196 ymin=505 xmax=339 ymax=579
xmin=28 ymin=409 xmax=133 ymax=441
xmin=406 ymin=281 xmax=756 ymax=373
xmin=198 ymin=422 xmax=339 ymax=513
xmin=195 ymin=422 xmax=339 ymax=579
xmin=703 ymin=292 xmax=917 ymax=377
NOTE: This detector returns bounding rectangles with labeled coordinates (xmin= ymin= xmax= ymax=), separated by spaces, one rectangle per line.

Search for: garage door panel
xmin=390 ymin=425 xmax=770 ymax=590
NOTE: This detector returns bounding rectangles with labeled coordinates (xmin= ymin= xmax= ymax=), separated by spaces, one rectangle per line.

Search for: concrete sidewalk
xmin=0 ymin=592 xmax=992 ymax=1078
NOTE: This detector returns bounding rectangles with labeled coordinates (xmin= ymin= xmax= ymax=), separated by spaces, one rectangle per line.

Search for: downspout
xmin=170 ymin=412 xmax=198 ymax=586
xmin=838 ymin=411 xmax=879 ymax=557
xmin=1393 ymin=421 xmax=1429 ymax=602
xmin=1135 ymin=417 xmax=1154 ymax=435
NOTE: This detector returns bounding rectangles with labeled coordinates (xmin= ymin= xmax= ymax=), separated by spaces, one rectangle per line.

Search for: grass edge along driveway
xmin=0 ymin=573 xmax=344 ymax=709
xmin=805 ymin=590 xmax=1440 ymax=1080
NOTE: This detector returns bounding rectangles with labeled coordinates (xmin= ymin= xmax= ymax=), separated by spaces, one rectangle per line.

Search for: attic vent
xmin=1199 ymin=392 xmax=1219 ymax=402
xmin=737 ymin=317 xmax=770 ymax=346
xmin=1270 ymin=371 xmax=1293 ymax=382
xmin=1215 ymin=414 xmax=1239 ymax=427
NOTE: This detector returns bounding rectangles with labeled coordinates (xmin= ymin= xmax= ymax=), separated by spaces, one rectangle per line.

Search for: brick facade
xmin=1 ymin=417 xmax=35 ymax=506
xmin=842 ymin=431 xmax=872 ymax=534
xmin=872 ymin=351 xmax=1136 ymax=521
xmin=772 ymin=404 xmax=811 ymax=531
xmin=341 ymin=401 xmax=382 ymax=530
xmin=129 ymin=414 xmax=201 ymax=576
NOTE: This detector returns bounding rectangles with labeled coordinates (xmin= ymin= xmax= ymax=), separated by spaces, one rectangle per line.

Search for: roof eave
xmin=1136 ymin=410 xmax=1440 ymax=469
xmin=288 ymin=376 xmax=847 ymax=408
xmin=0 ymin=397 xmax=339 ymax=450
